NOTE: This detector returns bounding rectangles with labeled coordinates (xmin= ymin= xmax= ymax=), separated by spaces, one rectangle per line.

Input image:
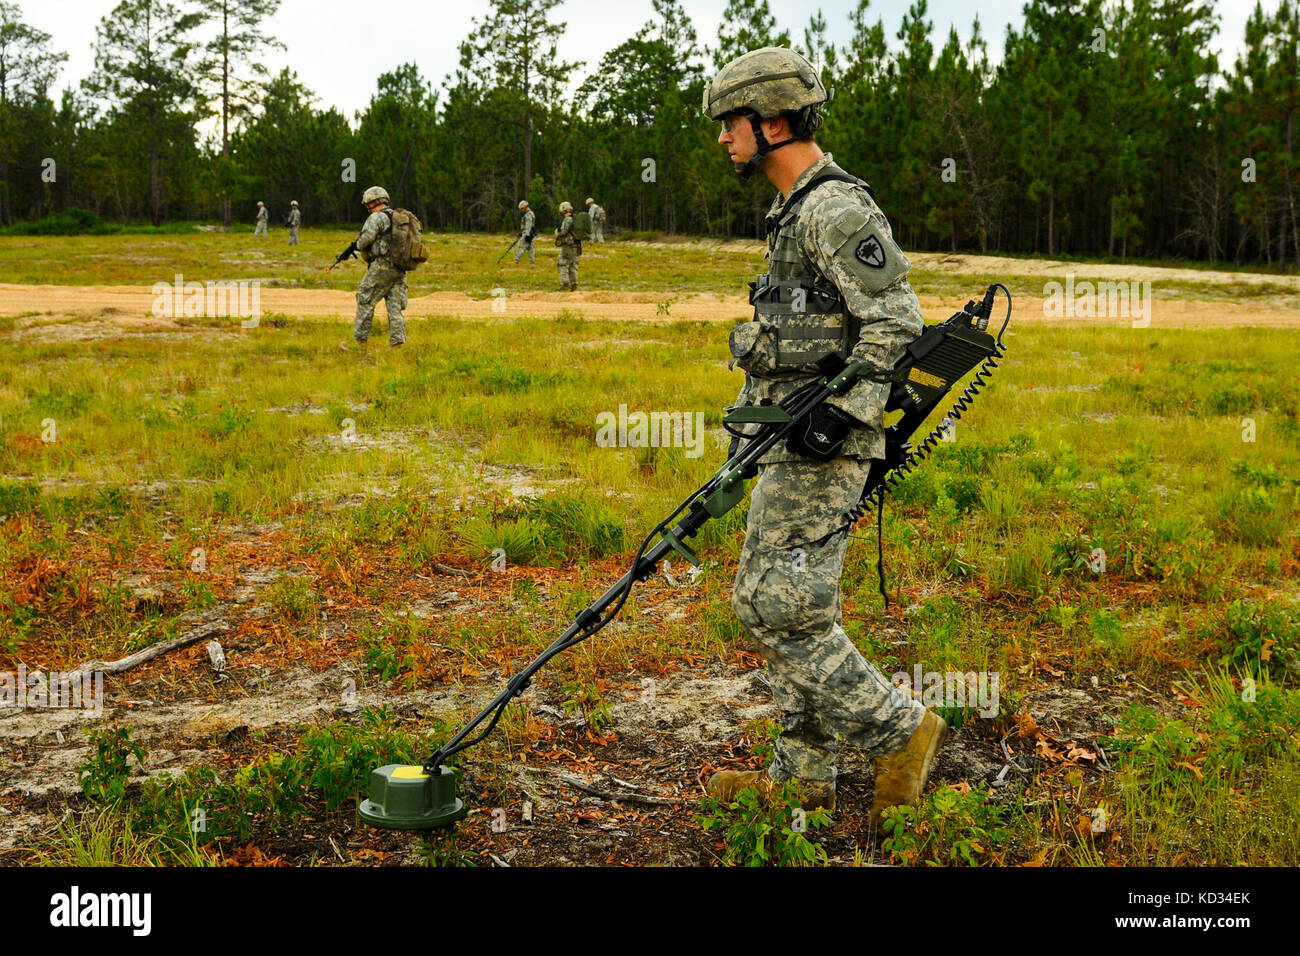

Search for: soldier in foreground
xmin=286 ymin=200 xmax=301 ymax=246
xmin=515 ymin=200 xmax=536 ymax=265
xmin=585 ymin=197 xmax=606 ymax=242
xmin=702 ymin=48 xmax=947 ymax=828
xmin=253 ymin=201 xmax=268 ymax=237
xmin=351 ymin=186 xmax=407 ymax=347
xmin=555 ymin=200 xmax=580 ymax=291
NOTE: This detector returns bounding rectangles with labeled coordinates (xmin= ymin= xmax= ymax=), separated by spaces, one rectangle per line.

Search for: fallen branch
xmin=999 ymin=736 xmax=1030 ymax=774
xmin=434 ymin=563 xmax=474 ymax=579
xmin=68 ymin=618 xmax=232 ymax=681
xmin=555 ymin=773 xmax=684 ymax=807
xmin=509 ymin=763 xmax=685 ymax=807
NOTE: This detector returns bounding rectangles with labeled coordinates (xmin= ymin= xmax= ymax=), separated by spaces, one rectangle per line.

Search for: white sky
xmin=25 ymin=0 xmax=1255 ymax=131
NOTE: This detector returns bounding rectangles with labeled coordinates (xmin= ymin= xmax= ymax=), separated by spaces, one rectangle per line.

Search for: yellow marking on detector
xmin=909 ymin=368 xmax=946 ymax=389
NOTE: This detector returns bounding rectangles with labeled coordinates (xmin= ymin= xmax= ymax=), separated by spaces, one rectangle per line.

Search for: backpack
xmin=383 ymin=208 xmax=428 ymax=271
xmin=571 ymin=210 xmax=592 ymax=242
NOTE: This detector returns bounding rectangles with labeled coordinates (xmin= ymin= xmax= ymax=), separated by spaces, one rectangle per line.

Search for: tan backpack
xmin=384 ymin=208 xmax=428 ymax=271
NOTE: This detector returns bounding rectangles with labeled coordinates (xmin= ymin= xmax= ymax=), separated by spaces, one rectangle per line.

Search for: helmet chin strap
xmin=734 ymin=113 xmax=798 ymax=180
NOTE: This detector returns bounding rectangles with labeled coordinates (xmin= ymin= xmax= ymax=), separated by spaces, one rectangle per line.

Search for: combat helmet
xmin=558 ymin=201 xmax=573 ymax=214
xmin=703 ymin=47 xmax=828 ymax=179
xmin=362 ymin=186 xmax=390 ymax=205
xmin=518 ymin=200 xmax=529 ymax=210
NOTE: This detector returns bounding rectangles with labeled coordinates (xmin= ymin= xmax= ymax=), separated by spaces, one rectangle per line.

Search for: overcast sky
xmin=24 ymin=0 xmax=1255 ymax=135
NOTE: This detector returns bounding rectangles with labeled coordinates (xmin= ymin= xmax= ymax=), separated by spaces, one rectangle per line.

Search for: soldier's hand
xmin=785 ymin=404 xmax=858 ymax=462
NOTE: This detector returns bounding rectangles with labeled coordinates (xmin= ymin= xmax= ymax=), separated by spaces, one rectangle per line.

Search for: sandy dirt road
xmin=3 ymin=283 xmax=1298 ymax=332
xmin=4 ymin=246 xmax=1299 ymax=329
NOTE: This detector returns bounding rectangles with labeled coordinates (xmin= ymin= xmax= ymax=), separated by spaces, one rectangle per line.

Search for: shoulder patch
xmin=855 ymin=235 xmax=886 ymax=268
xmin=830 ymin=214 xmax=909 ymax=294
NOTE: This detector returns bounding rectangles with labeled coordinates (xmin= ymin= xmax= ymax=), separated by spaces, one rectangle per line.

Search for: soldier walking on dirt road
xmin=350 ymin=186 xmax=407 ymax=347
xmin=555 ymin=200 xmax=580 ymax=291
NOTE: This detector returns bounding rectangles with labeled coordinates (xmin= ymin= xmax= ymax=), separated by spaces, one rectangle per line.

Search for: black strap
xmin=876 ymin=492 xmax=889 ymax=608
xmin=766 ymin=168 xmax=876 ymax=250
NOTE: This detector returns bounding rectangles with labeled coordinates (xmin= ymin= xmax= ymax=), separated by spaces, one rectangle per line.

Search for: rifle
xmin=327 ymin=240 xmax=358 ymax=272
xmin=496 ymin=236 xmax=520 ymax=265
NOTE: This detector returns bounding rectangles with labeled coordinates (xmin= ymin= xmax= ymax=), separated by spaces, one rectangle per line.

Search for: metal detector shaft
xmin=422 ymin=360 xmax=869 ymax=772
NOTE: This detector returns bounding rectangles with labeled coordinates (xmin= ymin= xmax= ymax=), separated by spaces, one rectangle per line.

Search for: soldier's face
xmin=718 ymin=112 xmax=757 ymax=164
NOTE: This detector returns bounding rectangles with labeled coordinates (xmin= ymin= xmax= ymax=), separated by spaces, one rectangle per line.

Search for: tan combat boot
xmin=869 ymin=710 xmax=948 ymax=829
xmin=706 ymin=770 xmax=836 ymax=813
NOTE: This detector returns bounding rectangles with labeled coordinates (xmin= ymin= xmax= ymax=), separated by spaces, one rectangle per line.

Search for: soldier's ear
xmin=761 ymin=115 xmax=787 ymax=142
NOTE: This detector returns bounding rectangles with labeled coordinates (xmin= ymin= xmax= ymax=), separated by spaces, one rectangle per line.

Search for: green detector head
xmin=358 ymin=764 xmax=466 ymax=830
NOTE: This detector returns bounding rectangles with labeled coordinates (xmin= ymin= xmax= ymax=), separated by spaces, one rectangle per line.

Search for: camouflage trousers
xmin=731 ymin=456 xmax=924 ymax=787
xmin=354 ymin=261 xmax=408 ymax=345
xmin=514 ymin=236 xmax=534 ymax=263
xmin=592 ymin=222 xmax=604 ymax=242
xmin=287 ymin=226 xmax=299 ymax=246
xmin=557 ymin=243 xmax=580 ymax=286
xmin=253 ymin=220 xmax=267 ymax=237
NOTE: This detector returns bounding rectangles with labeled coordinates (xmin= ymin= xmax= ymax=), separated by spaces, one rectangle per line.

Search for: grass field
xmin=1 ymin=230 xmax=1297 ymax=867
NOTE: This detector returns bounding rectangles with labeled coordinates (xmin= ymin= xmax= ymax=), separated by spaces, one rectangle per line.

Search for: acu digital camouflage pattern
xmin=353 ymin=208 xmax=407 ymax=344
xmin=515 ymin=207 xmax=536 ymax=263
xmin=286 ymin=206 xmax=301 ymax=246
xmin=725 ymin=143 xmax=928 ymax=790
xmin=702 ymin=46 xmax=827 ymax=120
xmin=729 ymin=152 xmax=922 ymax=465
xmin=733 ymin=456 xmax=924 ymax=786
xmin=587 ymin=202 xmax=606 ymax=242
xmin=555 ymin=214 xmax=580 ymax=286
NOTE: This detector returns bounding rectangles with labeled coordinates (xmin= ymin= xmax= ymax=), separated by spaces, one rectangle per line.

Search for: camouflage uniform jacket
xmin=555 ymin=214 xmax=575 ymax=245
xmin=520 ymin=209 xmax=536 ymax=238
xmin=288 ymin=208 xmax=301 ymax=227
xmin=731 ymin=152 xmax=923 ymax=463
xmin=356 ymin=208 xmax=394 ymax=264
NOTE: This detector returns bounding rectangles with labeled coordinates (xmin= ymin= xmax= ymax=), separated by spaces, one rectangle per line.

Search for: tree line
xmin=2 ymin=0 xmax=1299 ymax=267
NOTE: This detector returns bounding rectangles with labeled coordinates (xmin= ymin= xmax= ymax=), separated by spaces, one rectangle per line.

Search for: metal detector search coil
xmin=358 ymin=764 xmax=466 ymax=829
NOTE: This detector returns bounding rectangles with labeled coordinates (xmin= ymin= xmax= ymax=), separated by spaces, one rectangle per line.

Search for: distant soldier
xmin=254 ymin=201 xmax=268 ymax=237
xmin=286 ymin=201 xmax=301 ymax=246
xmin=352 ymin=186 xmax=407 ymax=347
xmin=585 ymin=197 xmax=606 ymax=242
xmin=555 ymin=200 xmax=580 ymax=291
xmin=515 ymin=200 xmax=536 ymax=265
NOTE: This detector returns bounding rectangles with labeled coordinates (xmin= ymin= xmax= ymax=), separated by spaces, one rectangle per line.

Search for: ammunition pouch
xmin=728 ymin=275 xmax=860 ymax=377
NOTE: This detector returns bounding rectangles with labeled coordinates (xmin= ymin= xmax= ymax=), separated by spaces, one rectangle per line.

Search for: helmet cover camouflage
xmin=702 ymin=47 xmax=827 ymax=120
xmin=559 ymin=201 xmax=573 ymax=213
xmin=362 ymin=186 xmax=390 ymax=205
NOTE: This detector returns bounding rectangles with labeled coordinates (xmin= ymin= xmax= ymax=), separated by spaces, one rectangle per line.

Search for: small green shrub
xmin=699 ymin=782 xmax=831 ymax=867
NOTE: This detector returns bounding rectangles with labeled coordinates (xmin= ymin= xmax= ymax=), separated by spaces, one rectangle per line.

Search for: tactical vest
xmin=730 ymin=164 xmax=877 ymax=378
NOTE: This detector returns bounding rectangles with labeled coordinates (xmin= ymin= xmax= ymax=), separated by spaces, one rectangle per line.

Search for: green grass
xmin=3 ymin=232 xmax=1299 ymax=865
xmin=1104 ymin=671 xmax=1300 ymax=865
xmin=2 ymin=230 xmax=1297 ymax=305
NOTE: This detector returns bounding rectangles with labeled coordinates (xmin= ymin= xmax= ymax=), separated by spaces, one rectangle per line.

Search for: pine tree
xmin=458 ymin=0 xmax=578 ymax=192
xmin=194 ymin=0 xmax=283 ymax=226
xmin=0 ymin=2 xmax=67 ymax=224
